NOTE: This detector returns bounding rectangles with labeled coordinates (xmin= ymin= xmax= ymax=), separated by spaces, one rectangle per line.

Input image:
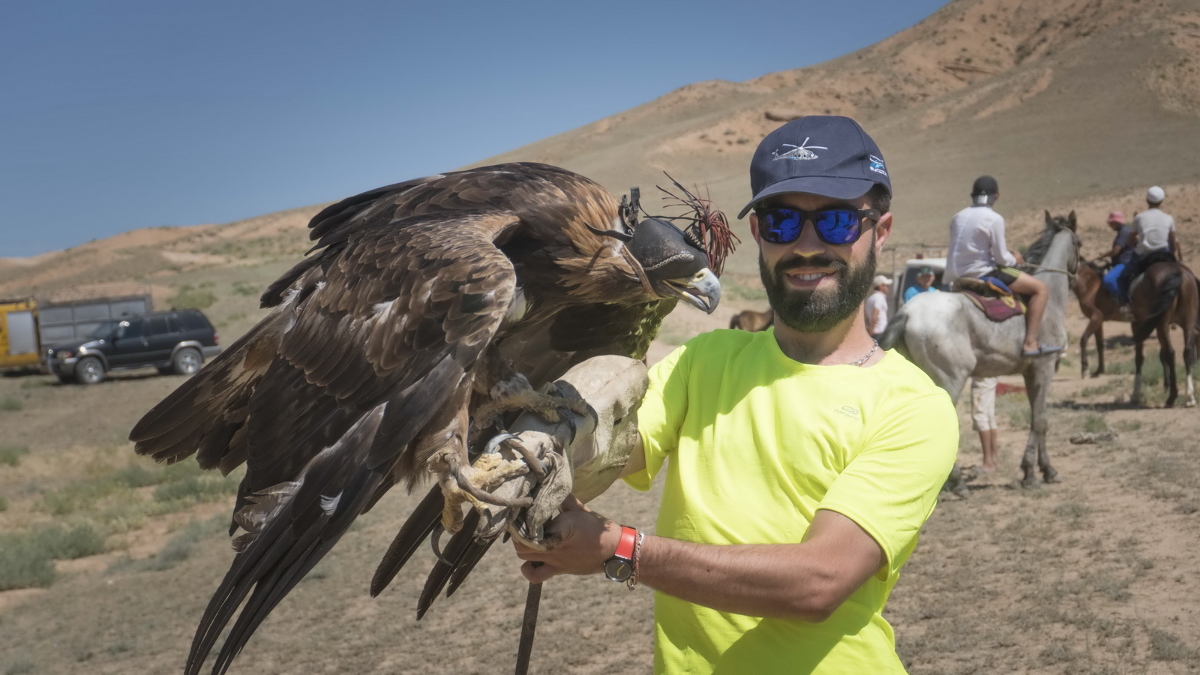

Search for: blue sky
xmin=1 ymin=0 xmax=946 ymax=257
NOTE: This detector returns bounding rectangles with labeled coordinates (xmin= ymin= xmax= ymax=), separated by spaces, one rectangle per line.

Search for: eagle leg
xmin=473 ymin=382 xmax=590 ymax=434
xmin=430 ymin=447 xmax=534 ymax=533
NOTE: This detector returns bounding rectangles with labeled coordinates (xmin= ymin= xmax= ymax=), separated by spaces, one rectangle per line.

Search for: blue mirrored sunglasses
xmin=755 ymin=207 xmax=881 ymax=246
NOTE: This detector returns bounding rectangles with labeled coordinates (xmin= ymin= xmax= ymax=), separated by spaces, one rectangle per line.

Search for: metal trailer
xmin=36 ymin=294 xmax=153 ymax=345
xmin=0 ymin=294 xmax=153 ymax=371
xmin=0 ymin=298 xmax=41 ymax=369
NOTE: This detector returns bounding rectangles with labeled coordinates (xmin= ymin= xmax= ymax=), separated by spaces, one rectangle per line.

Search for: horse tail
xmin=729 ymin=314 xmax=740 ymax=330
xmin=1133 ymin=266 xmax=1182 ymax=343
xmin=879 ymin=310 xmax=908 ymax=355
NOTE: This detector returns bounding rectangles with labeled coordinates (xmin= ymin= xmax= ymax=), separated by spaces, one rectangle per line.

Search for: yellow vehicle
xmin=0 ymin=293 xmax=154 ymax=372
xmin=0 ymin=298 xmax=41 ymax=370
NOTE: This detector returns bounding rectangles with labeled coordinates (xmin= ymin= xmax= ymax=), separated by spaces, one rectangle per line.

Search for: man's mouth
xmin=783 ymin=268 xmax=839 ymax=288
xmin=789 ymin=271 xmax=832 ymax=281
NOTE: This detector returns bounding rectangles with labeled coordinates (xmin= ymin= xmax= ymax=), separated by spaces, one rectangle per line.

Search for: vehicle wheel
xmin=172 ymin=348 xmax=202 ymax=376
xmin=75 ymin=356 xmax=106 ymax=385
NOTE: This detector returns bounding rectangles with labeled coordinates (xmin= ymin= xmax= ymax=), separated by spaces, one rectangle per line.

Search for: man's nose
xmin=789 ymin=217 xmax=827 ymax=258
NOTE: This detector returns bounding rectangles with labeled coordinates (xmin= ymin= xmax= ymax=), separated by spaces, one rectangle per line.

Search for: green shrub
xmin=6 ymin=659 xmax=35 ymax=675
xmin=34 ymin=523 xmax=106 ymax=559
xmin=39 ymin=461 xmax=205 ymax=515
xmin=0 ymin=541 xmax=54 ymax=590
xmin=109 ymin=463 xmax=163 ymax=488
xmin=1082 ymin=414 xmax=1109 ymax=433
xmin=0 ymin=397 xmax=21 ymax=412
xmin=171 ymin=285 xmax=217 ymax=310
xmin=232 ymin=281 xmax=260 ymax=296
xmin=153 ymin=474 xmax=238 ymax=504
xmin=1147 ymin=627 xmax=1195 ymax=661
xmin=144 ymin=517 xmax=225 ymax=571
xmin=0 ymin=446 xmax=29 ymax=467
xmin=40 ymin=478 xmax=123 ymax=516
xmin=0 ymin=524 xmax=106 ymax=591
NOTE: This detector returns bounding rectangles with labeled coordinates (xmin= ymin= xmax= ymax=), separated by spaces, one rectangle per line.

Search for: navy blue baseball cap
xmin=738 ymin=116 xmax=892 ymax=219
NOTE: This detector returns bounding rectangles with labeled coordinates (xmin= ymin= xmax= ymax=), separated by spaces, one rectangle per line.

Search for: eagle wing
xmin=130 ymin=201 xmax=523 ymax=675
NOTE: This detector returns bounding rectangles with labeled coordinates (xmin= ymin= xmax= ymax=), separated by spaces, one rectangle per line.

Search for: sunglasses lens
xmin=761 ymin=209 xmax=802 ymax=244
xmin=814 ymin=210 xmax=861 ymax=245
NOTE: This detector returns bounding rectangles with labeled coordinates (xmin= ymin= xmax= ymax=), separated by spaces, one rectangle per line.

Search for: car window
xmin=147 ymin=316 xmax=170 ymax=336
xmin=87 ymin=320 xmax=121 ymax=339
xmin=178 ymin=312 xmax=209 ymax=331
xmin=118 ymin=320 xmax=145 ymax=339
xmin=168 ymin=316 xmax=183 ymax=333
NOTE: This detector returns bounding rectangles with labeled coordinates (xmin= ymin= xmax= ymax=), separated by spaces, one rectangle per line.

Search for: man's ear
xmin=749 ymin=212 xmax=761 ymax=243
xmin=874 ymin=212 xmax=894 ymax=252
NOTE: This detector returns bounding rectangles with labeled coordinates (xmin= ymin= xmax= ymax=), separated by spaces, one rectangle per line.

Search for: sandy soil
xmin=3 ymin=205 xmax=1200 ymax=673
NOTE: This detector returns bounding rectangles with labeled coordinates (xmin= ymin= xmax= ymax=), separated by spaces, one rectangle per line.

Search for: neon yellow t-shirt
xmin=625 ymin=328 xmax=958 ymax=674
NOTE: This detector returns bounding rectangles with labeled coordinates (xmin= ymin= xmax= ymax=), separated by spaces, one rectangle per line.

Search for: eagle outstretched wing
xmin=128 ymin=162 xmax=728 ymax=675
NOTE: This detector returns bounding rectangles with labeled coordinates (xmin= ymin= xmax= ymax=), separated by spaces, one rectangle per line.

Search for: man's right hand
xmin=1012 ymin=250 xmax=1025 ymax=265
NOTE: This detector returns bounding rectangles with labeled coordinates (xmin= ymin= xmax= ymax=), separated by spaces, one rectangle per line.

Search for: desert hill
xmin=2 ymin=0 xmax=1198 ymax=298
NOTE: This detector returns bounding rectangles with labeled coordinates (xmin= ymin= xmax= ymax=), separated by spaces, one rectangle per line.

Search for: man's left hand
xmin=513 ymin=496 xmax=623 ymax=583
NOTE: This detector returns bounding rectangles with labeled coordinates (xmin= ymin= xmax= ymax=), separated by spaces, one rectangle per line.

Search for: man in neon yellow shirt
xmin=515 ymin=116 xmax=958 ymax=673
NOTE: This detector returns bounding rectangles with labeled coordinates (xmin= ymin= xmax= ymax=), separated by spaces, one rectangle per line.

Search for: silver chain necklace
xmin=850 ymin=340 xmax=879 ymax=367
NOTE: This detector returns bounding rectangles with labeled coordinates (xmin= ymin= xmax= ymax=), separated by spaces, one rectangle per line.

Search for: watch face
xmin=604 ymin=558 xmax=632 ymax=582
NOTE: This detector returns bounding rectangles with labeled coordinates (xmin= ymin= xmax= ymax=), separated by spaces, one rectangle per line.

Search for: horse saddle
xmin=952 ymin=277 xmax=1027 ymax=322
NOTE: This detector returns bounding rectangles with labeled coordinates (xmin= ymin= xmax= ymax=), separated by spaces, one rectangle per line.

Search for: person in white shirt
xmin=864 ymin=275 xmax=891 ymax=339
xmin=1117 ymin=186 xmax=1180 ymax=302
xmin=945 ymin=176 xmax=1056 ymax=357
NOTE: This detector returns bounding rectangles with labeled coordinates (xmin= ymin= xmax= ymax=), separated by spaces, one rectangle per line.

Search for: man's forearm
xmin=637 ymin=536 xmax=855 ymax=622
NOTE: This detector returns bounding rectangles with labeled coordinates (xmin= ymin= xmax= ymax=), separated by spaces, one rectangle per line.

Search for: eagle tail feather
xmin=444 ymin=537 xmax=494 ymax=598
xmin=415 ymin=509 xmax=481 ymax=620
xmin=369 ymin=486 xmax=444 ymax=597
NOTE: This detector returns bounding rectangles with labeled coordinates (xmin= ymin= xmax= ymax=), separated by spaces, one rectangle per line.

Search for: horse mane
xmin=1024 ymin=225 xmax=1059 ymax=266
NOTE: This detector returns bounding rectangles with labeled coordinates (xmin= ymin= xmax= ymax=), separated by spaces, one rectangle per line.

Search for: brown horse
xmin=1129 ymin=258 xmax=1199 ymax=407
xmin=1074 ymin=261 xmax=1125 ymax=378
xmin=729 ymin=309 xmax=773 ymax=332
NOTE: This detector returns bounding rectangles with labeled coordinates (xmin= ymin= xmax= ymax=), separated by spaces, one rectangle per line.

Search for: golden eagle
xmin=128 ymin=162 xmax=731 ymax=674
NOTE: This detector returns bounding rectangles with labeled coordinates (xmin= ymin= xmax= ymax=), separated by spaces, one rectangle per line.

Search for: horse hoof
xmin=1042 ymin=470 xmax=1061 ymax=484
xmin=1020 ymin=476 xmax=1041 ymax=489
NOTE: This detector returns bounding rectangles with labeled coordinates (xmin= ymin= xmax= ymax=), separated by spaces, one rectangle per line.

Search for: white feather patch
xmin=372 ymin=299 xmax=395 ymax=320
xmin=320 ymin=493 xmax=341 ymax=515
xmin=500 ymin=288 xmax=527 ymax=330
xmin=281 ymin=287 xmax=302 ymax=307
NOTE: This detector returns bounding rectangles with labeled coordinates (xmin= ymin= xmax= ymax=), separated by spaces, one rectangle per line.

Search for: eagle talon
xmin=501 ymin=435 xmax=548 ymax=478
xmin=429 ymin=524 xmax=453 ymax=565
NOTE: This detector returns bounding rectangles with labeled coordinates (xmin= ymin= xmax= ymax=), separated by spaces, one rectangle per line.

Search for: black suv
xmin=44 ymin=309 xmax=220 ymax=384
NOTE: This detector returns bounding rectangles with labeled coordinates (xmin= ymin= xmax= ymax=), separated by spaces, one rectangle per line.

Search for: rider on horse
xmin=1100 ymin=210 xmax=1135 ymax=301
xmin=1116 ymin=186 xmax=1181 ymax=303
xmin=944 ymin=175 xmax=1060 ymax=357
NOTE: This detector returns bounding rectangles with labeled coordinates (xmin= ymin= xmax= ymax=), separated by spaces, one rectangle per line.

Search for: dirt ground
xmin=3 ymin=272 xmax=1200 ymax=674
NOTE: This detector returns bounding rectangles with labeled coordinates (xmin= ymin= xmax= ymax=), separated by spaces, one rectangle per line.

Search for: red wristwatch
xmin=603 ymin=526 xmax=638 ymax=583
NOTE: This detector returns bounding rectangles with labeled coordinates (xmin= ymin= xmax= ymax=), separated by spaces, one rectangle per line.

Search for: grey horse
xmin=882 ymin=212 xmax=1080 ymax=488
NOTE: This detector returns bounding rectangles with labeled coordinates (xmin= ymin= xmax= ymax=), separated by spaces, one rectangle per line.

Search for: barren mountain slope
xmin=480 ymin=0 xmax=1200 ymax=277
xmin=2 ymin=0 xmax=1198 ymax=298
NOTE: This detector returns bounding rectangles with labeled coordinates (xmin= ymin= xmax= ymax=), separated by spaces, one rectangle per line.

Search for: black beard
xmin=759 ymin=240 xmax=877 ymax=333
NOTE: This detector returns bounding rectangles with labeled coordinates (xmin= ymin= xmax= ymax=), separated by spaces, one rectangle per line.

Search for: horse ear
xmin=1067 ymin=210 xmax=1077 ymax=230
xmin=1044 ymin=210 xmax=1052 ymax=225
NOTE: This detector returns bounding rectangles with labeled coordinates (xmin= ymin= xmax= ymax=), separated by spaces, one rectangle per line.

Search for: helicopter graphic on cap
xmin=771 ymin=137 xmax=828 ymax=161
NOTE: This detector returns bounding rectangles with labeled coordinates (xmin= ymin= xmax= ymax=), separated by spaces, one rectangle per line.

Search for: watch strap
xmin=613 ymin=526 xmax=637 ymax=561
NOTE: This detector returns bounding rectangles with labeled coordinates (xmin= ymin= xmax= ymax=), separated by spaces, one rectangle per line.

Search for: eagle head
xmin=626 ymin=217 xmax=722 ymax=314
